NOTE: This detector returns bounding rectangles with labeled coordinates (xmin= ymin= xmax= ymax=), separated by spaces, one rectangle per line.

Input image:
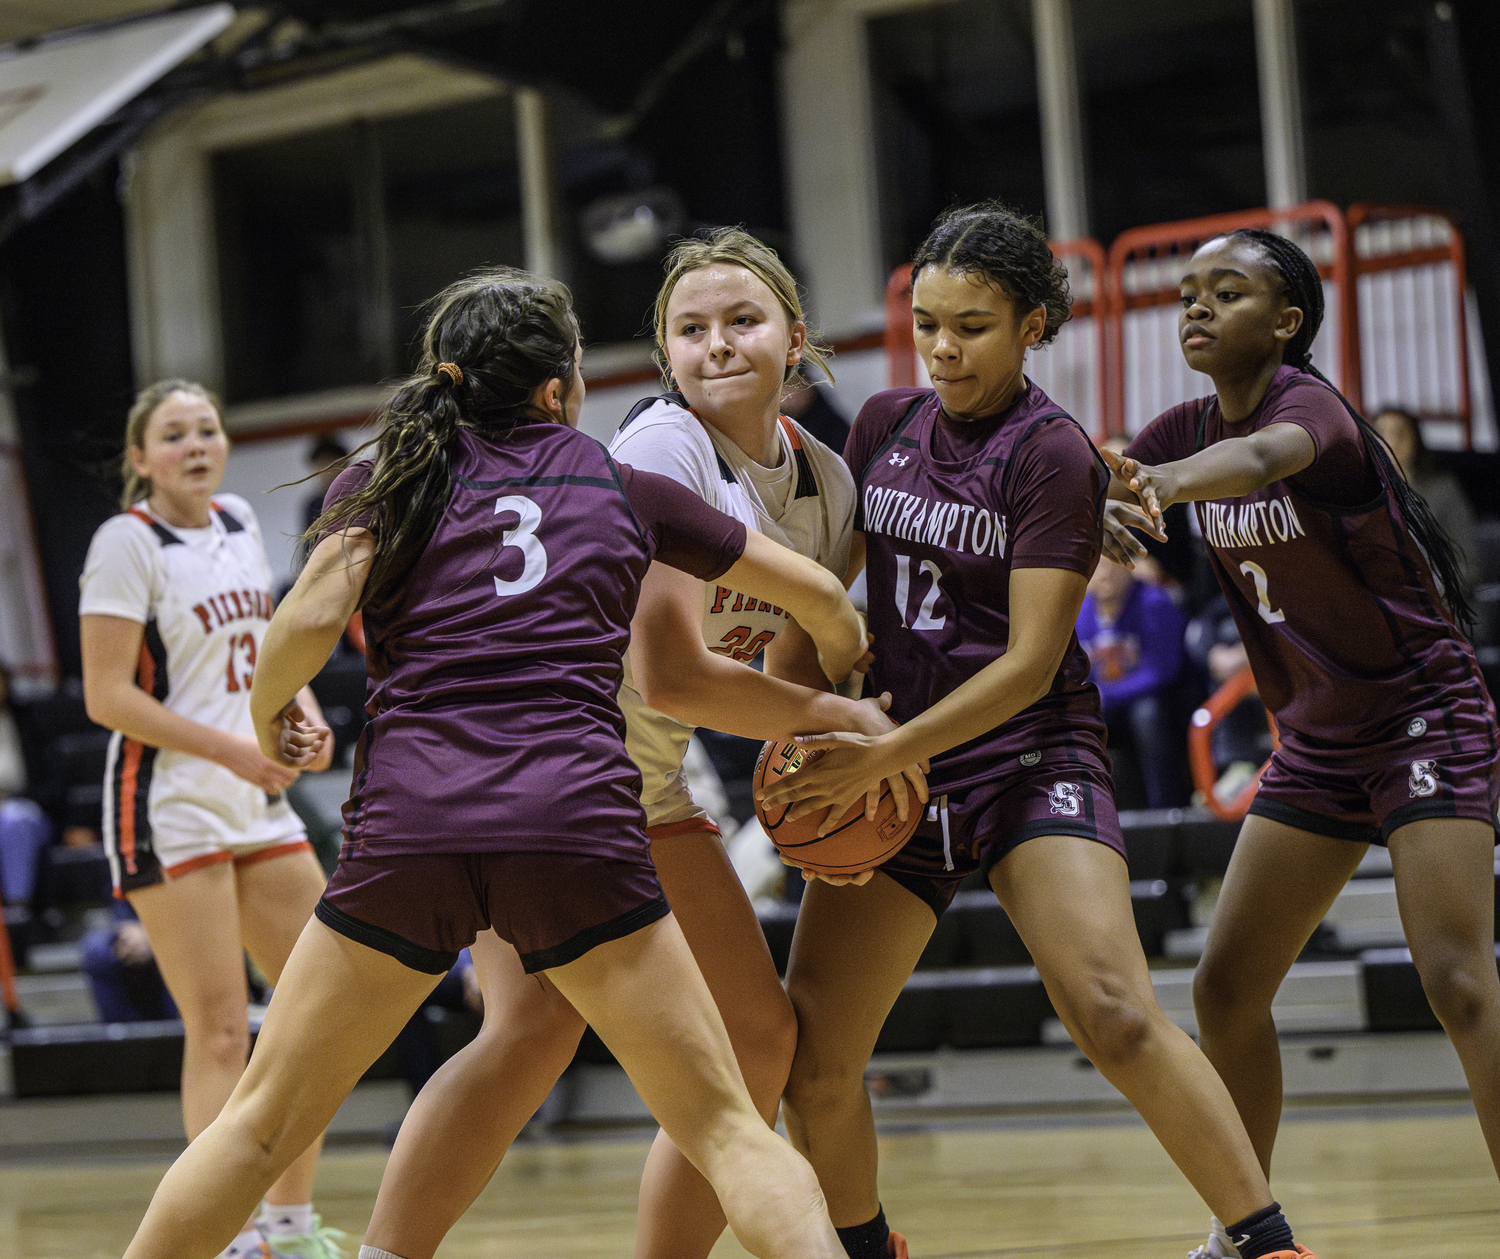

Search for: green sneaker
xmin=261 ymin=1218 xmax=348 ymax=1259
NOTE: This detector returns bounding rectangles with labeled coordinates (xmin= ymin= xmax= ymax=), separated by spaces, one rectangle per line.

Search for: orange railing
xmin=1187 ymin=667 xmax=1280 ymax=822
xmin=1104 ymin=200 xmax=1356 ymax=437
xmin=1348 ymin=203 xmax=1472 ymax=448
xmin=883 ymin=201 xmax=1480 ymax=447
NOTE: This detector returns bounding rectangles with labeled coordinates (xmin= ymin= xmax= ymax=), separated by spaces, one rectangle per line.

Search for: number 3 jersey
xmin=1126 ymin=365 xmax=1496 ymax=747
xmin=78 ymin=496 xmax=299 ymax=856
xmin=608 ymin=395 xmax=856 ymax=828
xmin=325 ymin=420 xmax=747 ymax=855
xmin=847 ymin=385 xmax=1108 ymax=797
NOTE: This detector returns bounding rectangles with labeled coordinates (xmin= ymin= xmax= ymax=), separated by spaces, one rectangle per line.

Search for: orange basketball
xmin=753 ymin=740 xmax=921 ymax=875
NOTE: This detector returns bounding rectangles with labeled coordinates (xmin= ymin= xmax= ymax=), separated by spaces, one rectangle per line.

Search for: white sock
xmin=222 ymin=1227 xmax=263 ymax=1259
xmin=359 ymin=1248 xmax=410 ymax=1259
xmin=261 ymin=1203 xmax=315 ymax=1237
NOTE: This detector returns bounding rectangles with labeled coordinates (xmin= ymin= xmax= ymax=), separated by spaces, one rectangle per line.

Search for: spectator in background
xmin=81 ymin=899 xmax=178 ymax=1023
xmin=1077 ymin=559 xmax=1189 ymax=808
xmin=1183 ymin=595 xmax=1276 ymax=804
xmin=0 ymin=660 xmax=52 ymax=906
xmin=1373 ymin=407 xmax=1477 ymax=586
xmin=779 ymin=372 xmax=851 ymax=454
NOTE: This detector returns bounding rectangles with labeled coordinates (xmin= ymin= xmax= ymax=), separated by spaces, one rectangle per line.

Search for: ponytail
xmin=1224 ymin=229 xmax=1476 ymax=636
xmin=307 ymin=267 xmax=580 ymax=607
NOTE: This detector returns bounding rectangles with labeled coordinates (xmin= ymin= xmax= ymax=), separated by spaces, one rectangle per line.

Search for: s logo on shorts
xmin=1048 ymin=781 xmax=1082 ymax=817
xmin=1408 ymin=759 xmax=1439 ymax=799
xmin=1020 ymin=750 xmax=1041 ymax=767
xmin=1407 ymin=717 xmax=1428 ymax=737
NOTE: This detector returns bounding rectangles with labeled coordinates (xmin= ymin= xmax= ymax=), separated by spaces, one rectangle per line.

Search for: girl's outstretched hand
xmin=1101 ymin=498 xmax=1167 ymax=569
xmin=1100 ymin=447 xmax=1176 ymax=530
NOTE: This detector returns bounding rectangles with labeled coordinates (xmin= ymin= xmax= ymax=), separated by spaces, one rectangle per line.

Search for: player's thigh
xmin=987 ymin=835 xmax=1155 ymax=1008
xmin=235 ymin=846 xmax=330 ymax=985
xmin=1388 ymin=817 xmax=1497 ymax=971
xmin=650 ymin=830 xmax=793 ymax=1048
xmin=127 ymin=861 xmax=250 ymax=1020
xmin=784 ymin=874 xmax=935 ymax=1077
xmin=1197 ymin=813 xmax=1366 ymax=1007
xmin=469 ymin=928 xmax=586 ymax=1047
xmin=544 ymin=913 xmax=750 ymax=1144
xmin=234 ymin=919 xmax=442 ymax=1146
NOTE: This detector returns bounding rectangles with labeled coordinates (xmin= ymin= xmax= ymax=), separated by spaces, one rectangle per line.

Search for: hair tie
xmin=436 ymin=362 xmax=464 ymax=387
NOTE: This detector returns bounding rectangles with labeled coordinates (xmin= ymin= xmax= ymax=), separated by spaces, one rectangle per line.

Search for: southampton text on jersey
xmin=863 ymin=484 xmax=1008 ymax=558
xmin=1197 ymin=494 xmax=1306 ymax=551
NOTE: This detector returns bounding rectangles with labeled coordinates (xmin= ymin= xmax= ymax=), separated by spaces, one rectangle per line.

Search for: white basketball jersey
xmin=80 ymin=495 xmax=302 ymax=886
xmin=609 ymin=396 xmax=855 ymax=827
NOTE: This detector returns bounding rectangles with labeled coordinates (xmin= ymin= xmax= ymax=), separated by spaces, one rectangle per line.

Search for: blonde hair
xmin=652 ymin=227 xmax=832 ymax=390
xmin=120 ymin=379 xmax=224 ymax=510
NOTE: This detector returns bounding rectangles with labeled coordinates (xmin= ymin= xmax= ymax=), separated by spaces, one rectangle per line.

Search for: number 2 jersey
xmin=325 ymin=419 xmax=748 ymax=856
xmin=846 ymin=384 xmax=1109 ymax=797
xmin=609 ymin=394 xmax=855 ymax=828
xmin=1125 ymin=365 xmax=1496 ymax=749
xmin=78 ymin=495 xmax=304 ymax=879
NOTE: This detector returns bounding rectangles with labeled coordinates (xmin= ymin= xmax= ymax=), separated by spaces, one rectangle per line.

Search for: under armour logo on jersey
xmin=1408 ymin=760 xmax=1439 ymax=798
xmin=888 ymin=451 xmax=910 ymax=466
xmin=1048 ymin=781 xmax=1082 ymax=816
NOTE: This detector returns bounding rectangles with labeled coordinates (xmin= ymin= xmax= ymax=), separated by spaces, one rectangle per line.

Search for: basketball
xmin=753 ymin=740 xmax=921 ymax=875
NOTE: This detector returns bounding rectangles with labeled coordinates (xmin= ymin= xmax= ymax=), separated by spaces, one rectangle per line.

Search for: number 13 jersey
xmin=79 ymin=495 xmax=302 ymax=871
xmin=847 ymin=385 xmax=1108 ymax=797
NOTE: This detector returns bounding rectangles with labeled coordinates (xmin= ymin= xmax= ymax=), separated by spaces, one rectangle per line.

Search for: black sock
xmin=1226 ymin=1202 xmax=1295 ymax=1259
xmin=835 ymin=1207 xmax=890 ymax=1259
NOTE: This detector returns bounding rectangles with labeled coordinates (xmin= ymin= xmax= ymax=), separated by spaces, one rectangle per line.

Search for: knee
xmin=725 ymin=987 xmax=798 ymax=1099
xmin=1058 ymin=977 xmax=1157 ymax=1071
xmin=782 ymin=1034 xmax=869 ymax=1122
xmin=182 ymin=1005 xmax=251 ymax=1068
xmin=1413 ymin=945 xmax=1499 ymax=1038
xmin=1192 ymin=950 xmax=1263 ymax=1028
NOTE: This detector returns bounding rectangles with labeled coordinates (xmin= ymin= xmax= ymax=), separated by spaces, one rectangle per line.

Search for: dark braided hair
xmin=911 ymin=202 xmax=1072 ymax=345
xmin=1219 ymin=227 xmax=1475 ymax=636
xmin=307 ymin=267 xmax=580 ymax=607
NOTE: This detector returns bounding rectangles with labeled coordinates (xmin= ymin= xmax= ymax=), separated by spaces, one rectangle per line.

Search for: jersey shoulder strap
xmin=126 ymin=506 xmax=183 ymax=548
xmin=995 ymin=408 xmax=1094 ymax=502
xmin=860 ymin=390 xmax=933 ymax=483
xmin=212 ymin=500 xmax=246 ymax=533
xmin=1194 ymin=396 xmax=1217 ymax=453
xmin=777 ymin=415 xmax=819 ymax=500
xmin=617 ymin=392 xmax=738 ymax=486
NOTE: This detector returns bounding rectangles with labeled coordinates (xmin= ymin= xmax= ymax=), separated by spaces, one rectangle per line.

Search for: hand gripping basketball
xmin=753 ymin=740 xmax=922 ymax=876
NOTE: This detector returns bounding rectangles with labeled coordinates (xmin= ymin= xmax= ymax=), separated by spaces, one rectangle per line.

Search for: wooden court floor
xmin=2 ymin=1099 xmax=1497 ymax=1259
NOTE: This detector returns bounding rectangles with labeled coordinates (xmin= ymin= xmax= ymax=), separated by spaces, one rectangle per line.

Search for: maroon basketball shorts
xmin=1249 ymin=714 xmax=1500 ymax=846
xmin=317 ymin=846 xmax=669 ymax=975
xmin=878 ymin=744 xmax=1126 ymax=917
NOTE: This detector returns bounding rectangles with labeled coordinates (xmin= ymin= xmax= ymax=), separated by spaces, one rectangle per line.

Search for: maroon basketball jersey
xmin=846 ymin=385 xmax=1109 ymax=795
xmin=326 ymin=421 xmax=745 ymax=855
xmin=1127 ymin=367 xmax=1496 ymax=747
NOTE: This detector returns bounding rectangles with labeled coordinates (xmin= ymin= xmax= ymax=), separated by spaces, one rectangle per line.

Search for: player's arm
xmin=80 ymin=614 xmax=298 ymax=794
xmin=630 ymin=558 xmax=881 ymax=743
xmin=760 ymin=564 xmax=1086 ymax=827
xmin=1102 ymin=423 xmax=1315 ymax=529
xmin=252 ymin=528 xmax=373 ymax=768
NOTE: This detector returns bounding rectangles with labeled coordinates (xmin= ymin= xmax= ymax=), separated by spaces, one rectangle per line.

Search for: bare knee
xmin=1192 ymin=950 xmax=1269 ymax=1032
xmin=1057 ymin=977 xmax=1158 ymax=1071
xmin=182 ymin=1008 xmax=251 ymax=1072
xmin=724 ymin=987 xmax=798 ymax=1109
xmin=782 ymin=1034 xmax=869 ymax=1124
xmin=1412 ymin=943 xmax=1500 ymax=1038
